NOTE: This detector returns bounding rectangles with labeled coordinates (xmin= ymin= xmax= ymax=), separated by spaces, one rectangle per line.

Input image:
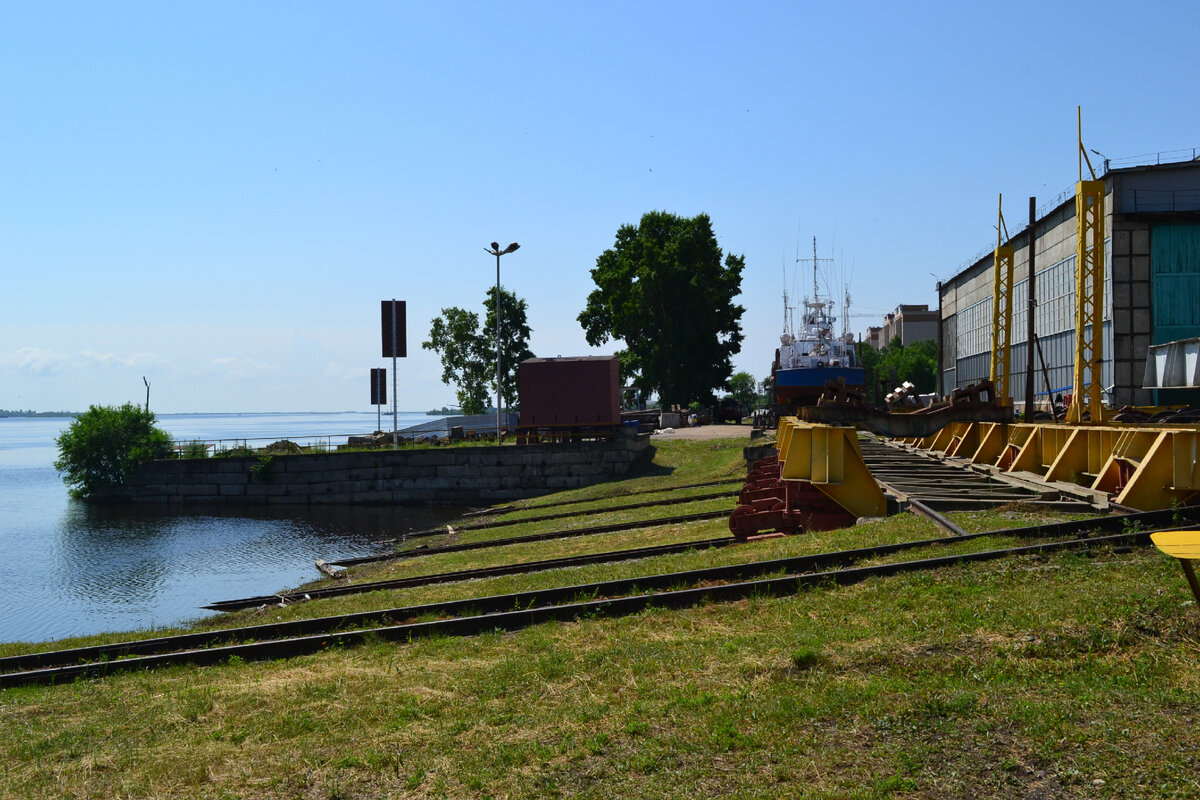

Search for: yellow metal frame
xmin=1068 ymin=179 xmax=1106 ymax=423
xmin=775 ymin=419 xmax=887 ymax=518
xmin=990 ymin=195 xmax=1015 ymax=402
xmin=900 ymin=421 xmax=1200 ymax=511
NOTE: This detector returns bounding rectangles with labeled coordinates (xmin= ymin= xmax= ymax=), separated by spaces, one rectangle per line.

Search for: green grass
xmin=2 ymin=438 xmax=1198 ymax=798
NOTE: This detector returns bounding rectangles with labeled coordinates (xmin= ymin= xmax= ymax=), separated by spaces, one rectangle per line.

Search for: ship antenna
xmin=812 ymin=236 xmax=819 ymax=301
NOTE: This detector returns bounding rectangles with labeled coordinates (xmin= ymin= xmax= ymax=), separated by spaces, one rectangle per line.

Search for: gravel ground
xmin=650 ymin=423 xmax=758 ymax=440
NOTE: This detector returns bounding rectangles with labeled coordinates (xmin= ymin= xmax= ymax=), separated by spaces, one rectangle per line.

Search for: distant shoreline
xmin=0 ymin=410 xmax=77 ymax=418
xmin=1 ymin=410 xmax=439 ymax=419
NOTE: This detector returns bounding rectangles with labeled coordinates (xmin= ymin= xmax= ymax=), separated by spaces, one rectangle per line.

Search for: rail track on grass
xmin=462 ymin=478 xmax=746 ymax=518
xmin=413 ymin=489 xmax=739 ymax=535
xmin=203 ymin=536 xmax=737 ymax=612
xmin=337 ymin=509 xmax=733 ymax=565
xmin=4 ymin=506 xmax=1195 ymax=689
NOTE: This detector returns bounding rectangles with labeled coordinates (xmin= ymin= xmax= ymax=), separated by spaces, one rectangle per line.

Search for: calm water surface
xmin=0 ymin=412 xmax=461 ymax=643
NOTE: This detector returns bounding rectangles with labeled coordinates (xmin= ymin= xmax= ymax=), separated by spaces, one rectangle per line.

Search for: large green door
xmin=1152 ymin=224 xmax=1200 ymax=344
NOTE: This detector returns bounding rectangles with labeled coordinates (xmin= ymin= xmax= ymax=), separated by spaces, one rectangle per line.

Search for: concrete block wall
xmin=99 ymin=435 xmax=654 ymax=505
xmin=1111 ymin=220 xmax=1154 ymax=406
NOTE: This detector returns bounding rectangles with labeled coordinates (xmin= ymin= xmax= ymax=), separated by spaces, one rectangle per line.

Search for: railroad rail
xmin=204 ymin=536 xmax=736 ymax=612
xmin=463 ymin=478 xmax=745 ymax=517
xmin=344 ymin=509 xmax=732 ymax=564
xmin=3 ymin=507 xmax=1195 ymax=688
xmin=420 ymin=489 xmax=738 ymax=534
xmin=857 ymin=435 xmax=1102 ymax=512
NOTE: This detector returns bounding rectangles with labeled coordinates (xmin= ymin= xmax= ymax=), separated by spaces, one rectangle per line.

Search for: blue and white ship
xmin=771 ymin=238 xmax=865 ymax=408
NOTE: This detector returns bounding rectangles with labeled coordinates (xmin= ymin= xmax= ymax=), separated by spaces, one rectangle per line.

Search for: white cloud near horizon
xmin=0 ymin=347 xmax=71 ymax=374
xmin=207 ymin=356 xmax=282 ymax=379
xmin=79 ymin=350 xmax=164 ymax=369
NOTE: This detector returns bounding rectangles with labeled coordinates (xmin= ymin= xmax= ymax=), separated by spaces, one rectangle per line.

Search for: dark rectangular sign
xmin=370 ymin=368 xmax=387 ymax=406
xmin=381 ymin=300 xmax=407 ymax=358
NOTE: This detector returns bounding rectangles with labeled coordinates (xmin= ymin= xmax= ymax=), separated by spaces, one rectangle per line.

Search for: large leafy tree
xmin=423 ymin=287 xmax=534 ymax=415
xmin=55 ymin=403 xmax=174 ymax=498
xmin=578 ymin=211 xmax=745 ymax=408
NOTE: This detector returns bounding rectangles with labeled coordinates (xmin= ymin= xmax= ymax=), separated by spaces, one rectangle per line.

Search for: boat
xmin=771 ymin=237 xmax=865 ymax=408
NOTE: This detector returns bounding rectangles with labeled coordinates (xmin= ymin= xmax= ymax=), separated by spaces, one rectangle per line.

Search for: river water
xmin=0 ymin=412 xmax=462 ymax=644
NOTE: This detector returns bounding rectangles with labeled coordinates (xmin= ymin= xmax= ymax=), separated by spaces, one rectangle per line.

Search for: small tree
xmin=857 ymin=339 xmax=937 ymax=404
xmin=726 ymin=371 xmax=758 ymax=411
xmin=55 ymin=403 xmax=173 ymax=498
xmin=423 ymin=287 xmax=535 ymax=415
xmin=423 ymin=307 xmax=491 ymax=414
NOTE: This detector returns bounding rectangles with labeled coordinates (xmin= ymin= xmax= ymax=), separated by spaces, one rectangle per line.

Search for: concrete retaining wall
xmin=98 ymin=434 xmax=654 ymax=505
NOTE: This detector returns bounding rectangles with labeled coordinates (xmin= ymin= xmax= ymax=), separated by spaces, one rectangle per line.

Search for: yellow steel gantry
xmin=898 ymin=420 xmax=1200 ymax=512
xmin=990 ymin=195 xmax=1015 ymax=403
xmin=1068 ymin=108 xmax=1107 ymax=422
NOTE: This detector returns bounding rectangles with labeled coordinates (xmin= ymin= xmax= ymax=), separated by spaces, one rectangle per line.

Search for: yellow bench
xmin=1150 ymin=530 xmax=1200 ymax=604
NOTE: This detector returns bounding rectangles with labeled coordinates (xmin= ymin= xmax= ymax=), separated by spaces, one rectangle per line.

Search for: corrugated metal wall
xmin=945 ymin=249 xmax=1114 ymax=404
xmin=1152 ymin=224 xmax=1200 ymax=344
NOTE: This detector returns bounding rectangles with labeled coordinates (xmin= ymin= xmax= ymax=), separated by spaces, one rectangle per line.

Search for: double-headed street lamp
xmin=485 ymin=241 xmax=520 ymax=444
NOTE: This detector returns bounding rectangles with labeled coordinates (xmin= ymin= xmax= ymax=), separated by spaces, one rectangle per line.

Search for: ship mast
xmin=795 ymin=236 xmax=834 ymax=313
xmin=812 ymin=236 xmax=820 ymax=303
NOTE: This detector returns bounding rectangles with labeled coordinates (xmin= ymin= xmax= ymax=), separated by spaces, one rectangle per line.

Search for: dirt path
xmin=650 ymin=423 xmax=757 ymax=440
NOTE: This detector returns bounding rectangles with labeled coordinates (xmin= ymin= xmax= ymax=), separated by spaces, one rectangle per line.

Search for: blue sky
xmin=3 ymin=1 xmax=1198 ymax=413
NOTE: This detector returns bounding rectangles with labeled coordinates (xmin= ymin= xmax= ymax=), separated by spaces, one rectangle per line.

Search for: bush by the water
xmin=54 ymin=403 xmax=173 ymax=498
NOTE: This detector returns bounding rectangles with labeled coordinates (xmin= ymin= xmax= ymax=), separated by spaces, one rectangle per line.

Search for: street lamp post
xmin=485 ymin=241 xmax=520 ymax=444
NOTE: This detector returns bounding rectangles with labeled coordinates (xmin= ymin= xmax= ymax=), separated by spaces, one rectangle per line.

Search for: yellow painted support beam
xmin=777 ymin=420 xmax=887 ymax=518
xmin=945 ymin=421 xmax=981 ymax=459
xmin=990 ymin=244 xmax=1015 ymax=402
xmin=776 ymin=416 xmax=797 ymax=463
xmin=1044 ymin=426 xmax=1123 ymax=485
xmin=1067 ymin=179 xmax=1107 ymax=423
xmin=905 ymin=419 xmax=1200 ymax=512
xmin=969 ymin=422 xmax=1005 ymax=465
xmin=1108 ymin=429 xmax=1200 ymax=510
xmin=998 ymin=425 xmax=1035 ymax=471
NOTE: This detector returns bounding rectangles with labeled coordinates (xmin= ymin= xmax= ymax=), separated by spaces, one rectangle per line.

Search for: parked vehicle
xmin=713 ymin=398 xmax=744 ymax=424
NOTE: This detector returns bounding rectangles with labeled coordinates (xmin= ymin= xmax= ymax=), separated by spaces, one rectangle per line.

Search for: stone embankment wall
xmin=98 ymin=434 xmax=653 ymax=505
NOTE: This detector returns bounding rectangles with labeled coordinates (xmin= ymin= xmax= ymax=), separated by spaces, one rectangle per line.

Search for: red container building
xmin=518 ymin=356 xmax=621 ymax=429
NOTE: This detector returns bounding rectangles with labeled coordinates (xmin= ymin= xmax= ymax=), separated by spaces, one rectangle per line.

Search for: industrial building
xmin=936 ymin=156 xmax=1200 ymax=412
xmin=878 ymin=304 xmax=938 ymax=349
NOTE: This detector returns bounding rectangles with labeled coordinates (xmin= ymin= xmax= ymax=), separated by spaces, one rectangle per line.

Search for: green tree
xmin=423 ymin=287 xmax=534 ymax=415
xmin=856 ymin=341 xmax=884 ymax=404
xmin=54 ymin=403 xmax=173 ymax=498
xmin=727 ymin=371 xmax=758 ymax=411
xmin=578 ymin=211 xmax=745 ymax=408
xmin=483 ymin=286 xmax=535 ymax=411
xmin=858 ymin=339 xmax=937 ymax=404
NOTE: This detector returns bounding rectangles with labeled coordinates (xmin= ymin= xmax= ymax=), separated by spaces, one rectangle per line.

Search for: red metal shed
xmin=518 ymin=356 xmax=621 ymax=428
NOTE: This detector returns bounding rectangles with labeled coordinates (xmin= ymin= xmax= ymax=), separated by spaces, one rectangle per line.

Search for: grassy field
xmin=2 ymin=437 xmax=1198 ymax=799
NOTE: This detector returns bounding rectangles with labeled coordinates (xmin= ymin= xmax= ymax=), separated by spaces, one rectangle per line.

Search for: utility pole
xmin=1024 ymin=197 xmax=1037 ymax=418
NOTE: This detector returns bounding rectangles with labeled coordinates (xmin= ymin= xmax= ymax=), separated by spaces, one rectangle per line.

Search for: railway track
xmin=204 ymin=536 xmax=736 ymax=611
xmin=858 ymin=436 xmax=1099 ymax=512
xmin=336 ymin=508 xmax=732 ymax=565
xmin=409 ymin=489 xmax=738 ymax=535
xmin=5 ymin=506 xmax=1195 ymax=689
xmin=463 ymin=478 xmax=745 ymax=518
